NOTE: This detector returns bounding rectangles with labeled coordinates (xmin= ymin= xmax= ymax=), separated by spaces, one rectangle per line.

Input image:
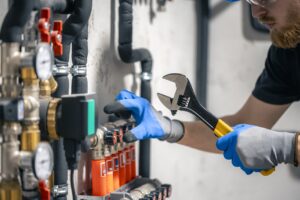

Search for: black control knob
xmin=103 ymin=130 xmax=117 ymax=145
xmin=161 ymin=184 xmax=172 ymax=198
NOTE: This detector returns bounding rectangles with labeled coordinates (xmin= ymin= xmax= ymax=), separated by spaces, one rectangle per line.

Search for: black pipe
xmin=56 ymin=0 xmax=92 ymax=66
xmin=118 ymin=0 xmax=152 ymax=178
xmin=34 ymin=0 xmax=75 ymax=13
xmin=52 ymin=0 xmax=91 ymax=197
xmin=52 ymin=76 xmax=69 ymax=200
xmin=71 ymin=23 xmax=88 ymax=94
xmin=196 ymin=0 xmax=209 ymax=107
xmin=0 ymin=0 xmax=34 ymax=42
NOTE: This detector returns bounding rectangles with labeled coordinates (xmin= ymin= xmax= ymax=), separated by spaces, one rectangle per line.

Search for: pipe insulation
xmin=118 ymin=0 xmax=153 ymax=178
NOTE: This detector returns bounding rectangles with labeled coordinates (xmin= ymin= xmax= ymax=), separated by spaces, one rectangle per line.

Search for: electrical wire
xmin=71 ymin=169 xmax=77 ymax=200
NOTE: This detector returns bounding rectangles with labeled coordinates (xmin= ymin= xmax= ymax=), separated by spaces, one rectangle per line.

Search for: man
xmin=104 ymin=0 xmax=300 ymax=175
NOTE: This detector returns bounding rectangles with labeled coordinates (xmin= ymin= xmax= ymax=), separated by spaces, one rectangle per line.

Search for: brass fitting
xmin=20 ymin=67 xmax=38 ymax=86
xmin=21 ymin=124 xmax=40 ymax=151
xmin=21 ymin=67 xmax=40 ymax=122
xmin=47 ymin=98 xmax=60 ymax=140
xmin=39 ymin=80 xmax=51 ymax=97
xmin=0 ymin=180 xmax=21 ymax=200
xmin=48 ymin=76 xmax=58 ymax=94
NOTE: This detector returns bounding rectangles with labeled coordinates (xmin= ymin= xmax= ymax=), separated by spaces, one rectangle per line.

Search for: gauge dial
xmin=35 ymin=43 xmax=53 ymax=80
xmin=33 ymin=142 xmax=54 ymax=181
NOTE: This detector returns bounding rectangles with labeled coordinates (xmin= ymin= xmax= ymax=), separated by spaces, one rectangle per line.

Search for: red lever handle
xmin=51 ymin=20 xmax=63 ymax=56
xmin=38 ymin=8 xmax=51 ymax=43
xmin=39 ymin=181 xmax=50 ymax=200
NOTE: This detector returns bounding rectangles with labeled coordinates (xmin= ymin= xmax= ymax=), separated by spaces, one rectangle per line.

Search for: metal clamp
xmin=70 ymin=65 xmax=87 ymax=76
xmin=52 ymin=65 xmax=69 ymax=76
xmin=52 ymin=184 xmax=68 ymax=197
xmin=139 ymin=72 xmax=152 ymax=81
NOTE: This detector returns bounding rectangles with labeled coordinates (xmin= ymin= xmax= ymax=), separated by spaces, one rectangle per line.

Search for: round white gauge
xmin=35 ymin=43 xmax=53 ymax=81
xmin=33 ymin=142 xmax=54 ymax=181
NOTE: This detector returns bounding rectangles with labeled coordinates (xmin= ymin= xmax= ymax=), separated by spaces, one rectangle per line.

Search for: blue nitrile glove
xmin=104 ymin=89 xmax=184 ymax=143
xmin=216 ymin=124 xmax=297 ymax=175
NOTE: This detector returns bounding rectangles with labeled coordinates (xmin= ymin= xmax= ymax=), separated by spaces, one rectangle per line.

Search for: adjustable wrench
xmin=157 ymin=73 xmax=274 ymax=176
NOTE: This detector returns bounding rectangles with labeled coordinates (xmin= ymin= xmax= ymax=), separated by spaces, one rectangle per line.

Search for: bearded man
xmin=104 ymin=0 xmax=300 ymax=174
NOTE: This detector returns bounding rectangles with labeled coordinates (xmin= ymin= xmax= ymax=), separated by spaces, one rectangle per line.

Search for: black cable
xmin=70 ymin=169 xmax=77 ymax=200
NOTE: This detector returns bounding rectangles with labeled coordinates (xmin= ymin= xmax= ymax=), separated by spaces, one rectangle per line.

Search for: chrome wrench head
xmin=157 ymin=73 xmax=189 ymax=112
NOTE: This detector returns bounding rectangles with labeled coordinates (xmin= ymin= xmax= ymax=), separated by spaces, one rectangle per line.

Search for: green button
xmin=87 ymin=99 xmax=95 ymax=136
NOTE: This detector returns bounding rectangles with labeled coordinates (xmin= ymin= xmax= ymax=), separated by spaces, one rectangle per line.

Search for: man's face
xmin=251 ymin=0 xmax=300 ymax=48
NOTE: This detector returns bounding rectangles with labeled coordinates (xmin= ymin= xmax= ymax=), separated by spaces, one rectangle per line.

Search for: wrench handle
xmin=214 ymin=119 xmax=275 ymax=176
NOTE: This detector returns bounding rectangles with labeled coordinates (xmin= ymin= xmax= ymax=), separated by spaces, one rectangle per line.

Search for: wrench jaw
xmin=161 ymin=73 xmax=189 ymax=112
xmin=157 ymin=93 xmax=179 ymax=116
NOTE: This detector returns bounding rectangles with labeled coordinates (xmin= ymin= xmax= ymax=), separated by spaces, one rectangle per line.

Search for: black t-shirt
xmin=252 ymin=44 xmax=300 ymax=105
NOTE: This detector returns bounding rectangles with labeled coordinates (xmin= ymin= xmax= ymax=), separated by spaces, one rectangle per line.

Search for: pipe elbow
xmin=0 ymin=0 xmax=34 ymax=42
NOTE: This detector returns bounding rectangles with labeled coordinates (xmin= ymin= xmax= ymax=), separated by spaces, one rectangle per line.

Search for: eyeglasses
xmin=246 ymin=0 xmax=277 ymax=7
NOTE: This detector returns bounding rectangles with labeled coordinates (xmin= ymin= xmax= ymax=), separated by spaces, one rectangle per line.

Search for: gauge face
xmin=33 ymin=143 xmax=54 ymax=181
xmin=35 ymin=43 xmax=53 ymax=80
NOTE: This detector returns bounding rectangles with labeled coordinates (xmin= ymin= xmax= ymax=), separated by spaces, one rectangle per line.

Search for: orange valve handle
xmin=130 ymin=144 xmax=137 ymax=180
xmin=112 ymin=153 xmax=120 ymax=190
xmin=91 ymin=159 xmax=107 ymax=196
xmin=105 ymin=156 xmax=114 ymax=193
xmin=125 ymin=146 xmax=132 ymax=183
xmin=214 ymin=119 xmax=275 ymax=176
xmin=118 ymin=150 xmax=126 ymax=186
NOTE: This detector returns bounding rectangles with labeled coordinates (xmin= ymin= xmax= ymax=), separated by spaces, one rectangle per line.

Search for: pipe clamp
xmin=140 ymin=72 xmax=152 ymax=81
xmin=70 ymin=65 xmax=87 ymax=76
xmin=52 ymin=65 xmax=69 ymax=76
xmin=52 ymin=184 xmax=68 ymax=197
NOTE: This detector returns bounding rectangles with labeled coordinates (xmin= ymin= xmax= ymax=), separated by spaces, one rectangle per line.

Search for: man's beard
xmin=260 ymin=6 xmax=300 ymax=49
xmin=271 ymin=22 xmax=300 ymax=49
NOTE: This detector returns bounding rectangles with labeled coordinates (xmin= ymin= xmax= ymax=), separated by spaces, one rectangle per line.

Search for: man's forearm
xmin=178 ymin=115 xmax=239 ymax=153
xmin=178 ymin=121 xmax=220 ymax=153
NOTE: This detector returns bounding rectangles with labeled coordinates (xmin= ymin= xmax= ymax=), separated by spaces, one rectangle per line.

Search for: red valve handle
xmin=39 ymin=181 xmax=50 ymax=200
xmin=51 ymin=20 xmax=63 ymax=56
xmin=38 ymin=8 xmax=51 ymax=43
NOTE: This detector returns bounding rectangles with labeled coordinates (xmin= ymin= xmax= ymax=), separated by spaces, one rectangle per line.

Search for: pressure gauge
xmin=32 ymin=142 xmax=54 ymax=181
xmin=34 ymin=43 xmax=53 ymax=80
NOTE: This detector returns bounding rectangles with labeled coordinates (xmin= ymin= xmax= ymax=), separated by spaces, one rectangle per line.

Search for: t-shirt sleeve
xmin=252 ymin=45 xmax=300 ymax=105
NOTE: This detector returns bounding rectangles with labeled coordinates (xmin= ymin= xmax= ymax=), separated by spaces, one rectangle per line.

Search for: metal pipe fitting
xmin=1 ymin=122 xmax=21 ymax=180
xmin=52 ymin=65 xmax=69 ymax=76
xmin=1 ymin=43 xmax=21 ymax=98
xmin=91 ymin=128 xmax=105 ymax=160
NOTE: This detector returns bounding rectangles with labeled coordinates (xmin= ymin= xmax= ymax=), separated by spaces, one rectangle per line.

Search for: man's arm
xmin=178 ymin=95 xmax=290 ymax=153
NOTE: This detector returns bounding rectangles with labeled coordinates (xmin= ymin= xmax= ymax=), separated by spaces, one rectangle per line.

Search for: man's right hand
xmin=103 ymin=89 xmax=184 ymax=143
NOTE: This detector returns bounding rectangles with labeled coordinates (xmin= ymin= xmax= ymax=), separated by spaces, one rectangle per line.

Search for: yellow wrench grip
xmin=214 ymin=119 xmax=275 ymax=176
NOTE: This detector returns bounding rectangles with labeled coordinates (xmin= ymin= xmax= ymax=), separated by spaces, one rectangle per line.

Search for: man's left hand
xmin=216 ymin=124 xmax=297 ymax=175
